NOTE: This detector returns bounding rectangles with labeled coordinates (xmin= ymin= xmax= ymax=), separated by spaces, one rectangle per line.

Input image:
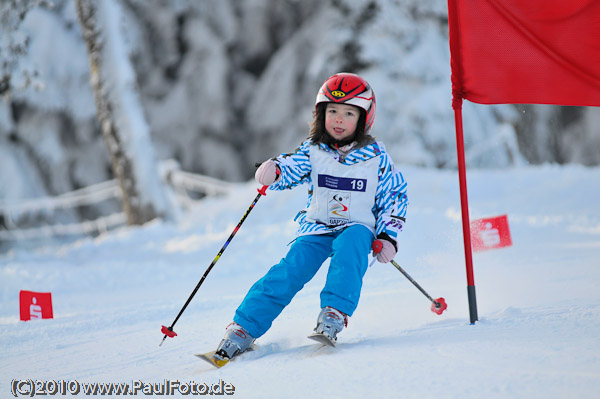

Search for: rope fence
xmin=0 ymin=161 xmax=233 ymax=241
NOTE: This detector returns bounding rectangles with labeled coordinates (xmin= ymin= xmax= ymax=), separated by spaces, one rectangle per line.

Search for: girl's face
xmin=324 ymin=103 xmax=360 ymax=142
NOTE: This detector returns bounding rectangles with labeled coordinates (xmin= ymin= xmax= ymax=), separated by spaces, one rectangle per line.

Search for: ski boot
xmin=215 ymin=322 xmax=256 ymax=359
xmin=308 ymin=306 xmax=348 ymax=347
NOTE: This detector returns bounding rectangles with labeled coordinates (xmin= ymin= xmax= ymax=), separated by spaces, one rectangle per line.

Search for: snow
xmin=2 ymin=1 xmax=599 ymax=396
xmin=2 ymin=164 xmax=600 ymax=398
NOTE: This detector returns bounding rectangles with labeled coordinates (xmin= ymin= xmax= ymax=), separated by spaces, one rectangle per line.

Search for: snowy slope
xmin=1 ymin=165 xmax=600 ymax=399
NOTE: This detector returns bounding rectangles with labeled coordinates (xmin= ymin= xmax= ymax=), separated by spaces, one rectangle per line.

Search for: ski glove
xmin=255 ymin=160 xmax=280 ymax=186
xmin=374 ymin=238 xmax=397 ymax=263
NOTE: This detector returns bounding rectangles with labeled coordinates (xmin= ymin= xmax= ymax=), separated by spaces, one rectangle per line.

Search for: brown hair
xmin=308 ymin=103 xmax=374 ymax=147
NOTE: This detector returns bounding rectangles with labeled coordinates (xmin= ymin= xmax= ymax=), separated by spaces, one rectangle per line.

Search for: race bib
xmin=318 ymin=174 xmax=367 ymax=192
xmin=305 ymin=146 xmax=380 ymax=232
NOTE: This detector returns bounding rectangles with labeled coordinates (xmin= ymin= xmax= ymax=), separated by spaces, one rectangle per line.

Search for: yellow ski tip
xmin=195 ymin=352 xmax=230 ymax=368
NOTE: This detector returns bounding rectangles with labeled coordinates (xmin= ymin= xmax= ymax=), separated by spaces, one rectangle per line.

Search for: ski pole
xmin=390 ymin=259 xmax=447 ymax=315
xmin=372 ymin=241 xmax=447 ymax=315
xmin=160 ymin=181 xmax=274 ymax=346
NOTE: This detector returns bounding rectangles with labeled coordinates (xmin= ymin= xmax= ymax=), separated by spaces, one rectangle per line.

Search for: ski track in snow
xmin=1 ymin=165 xmax=600 ymax=399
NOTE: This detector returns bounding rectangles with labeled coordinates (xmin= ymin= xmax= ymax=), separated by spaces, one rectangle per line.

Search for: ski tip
xmin=194 ymin=344 xmax=258 ymax=368
xmin=195 ymin=352 xmax=230 ymax=368
xmin=307 ymin=333 xmax=336 ymax=347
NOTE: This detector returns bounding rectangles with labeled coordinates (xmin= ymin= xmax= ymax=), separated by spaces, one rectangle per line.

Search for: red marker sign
xmin=19 ymin=290 xmax=54 ymax=321
xmin=470 ymin=215 xmax=512 ymax=252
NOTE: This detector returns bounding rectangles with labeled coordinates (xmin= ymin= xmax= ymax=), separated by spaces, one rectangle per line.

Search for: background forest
xmin=1 ymin=0 xmax=599 ymax=241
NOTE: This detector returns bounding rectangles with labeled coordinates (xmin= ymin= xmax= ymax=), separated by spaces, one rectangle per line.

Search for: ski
xmin=195 ymin=344 xmax=258 ymax=368
xmin=307 ymin=332 xmax=336 ymax=347
xmin=196 ymin=337 xmax=337 ymax=368
xmin=195 ymin=351 xmax=230 ymax=368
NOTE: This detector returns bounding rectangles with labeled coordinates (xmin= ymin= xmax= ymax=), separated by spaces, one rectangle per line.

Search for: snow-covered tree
xmin=0 ymin=0 xmax=50 ymax=96
xmin=75 ymin=0 xmax=176 ymax=225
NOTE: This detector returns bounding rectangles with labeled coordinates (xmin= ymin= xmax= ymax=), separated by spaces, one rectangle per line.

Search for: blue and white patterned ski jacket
xmin=268 ymin=139 xmax=408 ymax=245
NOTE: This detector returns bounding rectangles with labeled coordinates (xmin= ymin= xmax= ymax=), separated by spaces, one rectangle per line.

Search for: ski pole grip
xmin=372 ymin=239 xmax=383 ymax=254
xmin=256 ymin=166 xmax=281 ymax=195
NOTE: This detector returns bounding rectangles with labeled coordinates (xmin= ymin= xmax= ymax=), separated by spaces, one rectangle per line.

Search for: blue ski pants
xmin=234 ymin=224 xmax=374 ymax=338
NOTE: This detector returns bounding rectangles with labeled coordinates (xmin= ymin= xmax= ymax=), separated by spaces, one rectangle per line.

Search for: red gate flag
xmin=19 ymin=290 xmax=54 ymax=321
xmin=470 ymin=215 xmax=512 ymax=252
xmin=447 ymin=0 xmax=600 ymax=324
xmin=448 ymin=0 xmax=600 ymax=106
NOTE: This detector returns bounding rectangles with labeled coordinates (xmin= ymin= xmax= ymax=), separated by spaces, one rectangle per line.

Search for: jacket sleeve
xmin=374 ymin=152 xmax=408 ymax=246
xmin=269 ymin=140 xmax=312 ymax=190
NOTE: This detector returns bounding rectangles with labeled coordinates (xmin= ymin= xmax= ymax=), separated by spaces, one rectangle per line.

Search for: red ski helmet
xmin=315 ymin=73 xmax=376 ymax=134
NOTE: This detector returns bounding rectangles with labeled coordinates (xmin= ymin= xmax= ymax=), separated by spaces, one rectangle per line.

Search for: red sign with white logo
xmin=19 ymin=290 xmax=54 ymax=321
xmin=470 ymin=215 xmax=512 ymax=252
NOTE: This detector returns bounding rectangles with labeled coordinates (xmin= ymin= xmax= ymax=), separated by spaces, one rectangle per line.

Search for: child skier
xmin=214 ymin=72 xmax=408 ymax=359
